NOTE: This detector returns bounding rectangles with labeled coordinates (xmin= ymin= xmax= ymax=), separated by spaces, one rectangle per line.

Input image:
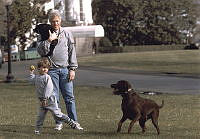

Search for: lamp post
xmin=3 ymin=0 xmax=14 ymax=82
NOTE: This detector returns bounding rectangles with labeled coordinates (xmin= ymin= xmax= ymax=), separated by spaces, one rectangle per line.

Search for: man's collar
xmin=59 ymin=27 xmax=64 ymax=33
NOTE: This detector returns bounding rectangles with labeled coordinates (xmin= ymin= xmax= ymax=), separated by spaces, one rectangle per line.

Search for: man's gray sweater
xmin=37 ymin=27 xmax=78 ymax=69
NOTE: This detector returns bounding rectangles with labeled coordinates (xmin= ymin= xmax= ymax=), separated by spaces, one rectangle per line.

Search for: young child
xmin=29 ymin=58 xmax=83 ymax=134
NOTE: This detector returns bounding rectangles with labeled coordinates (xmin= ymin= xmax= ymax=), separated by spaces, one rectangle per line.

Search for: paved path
xmin=0 ymin=60 xmax=200 ymax=94
xmin=76 ymin=69 xmax=200 ymax=94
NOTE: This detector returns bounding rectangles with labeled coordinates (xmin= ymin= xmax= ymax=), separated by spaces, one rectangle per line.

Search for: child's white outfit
xmin=29 ymin=73 xmax=83 ymax=134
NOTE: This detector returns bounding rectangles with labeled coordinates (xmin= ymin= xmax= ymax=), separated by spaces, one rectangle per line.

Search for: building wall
xmin=63 ymin=0 xmax=96 ymax=56
xmin=75 ymin=37 xmax=95 ymax=56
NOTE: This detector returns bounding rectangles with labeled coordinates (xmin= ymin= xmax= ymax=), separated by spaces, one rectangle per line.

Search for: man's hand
xmin=48 ymin=30 xmax=57 ymax=42
xmin=68 ymin=70 xmax=76 ymax=81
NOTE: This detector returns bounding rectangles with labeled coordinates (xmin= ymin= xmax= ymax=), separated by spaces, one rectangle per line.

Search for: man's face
xmin=50 ymin=16 xmax=61 ymax=31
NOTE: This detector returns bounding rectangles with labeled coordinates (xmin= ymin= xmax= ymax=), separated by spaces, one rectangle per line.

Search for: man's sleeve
xmin=68 ymin=31 xmax=78 ymax=69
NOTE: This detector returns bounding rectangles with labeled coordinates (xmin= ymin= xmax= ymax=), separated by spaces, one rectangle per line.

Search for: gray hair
xmin=49 ymin=10 xmax=61 ymax=21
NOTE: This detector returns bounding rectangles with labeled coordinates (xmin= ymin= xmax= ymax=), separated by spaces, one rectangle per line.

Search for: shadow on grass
xmin=0 ymin=124 xmax=148 ymax=136
xmin=1 ymin=124 xmax=198 ymax=139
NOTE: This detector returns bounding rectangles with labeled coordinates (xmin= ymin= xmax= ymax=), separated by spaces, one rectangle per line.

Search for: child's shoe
xmin=74 ymin=122 xmax=83 ymax=130
xmin=61 ymin=115 xmax=83 ymax=130
xmin=67 ymin=120 xmax=83 ymax=130
xmin=54 ymin=123 xmax=63 ymax=131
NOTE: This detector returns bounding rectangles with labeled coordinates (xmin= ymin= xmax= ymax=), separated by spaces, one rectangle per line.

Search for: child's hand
xmin=41 ymin=100 xmax=48 ymax=107
xmin=30 ymin=65 xmax=35 ymax=73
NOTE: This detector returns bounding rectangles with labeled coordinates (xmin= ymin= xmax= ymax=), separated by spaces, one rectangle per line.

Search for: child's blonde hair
xmin=37 ymin=58 xmax=50 ymax=69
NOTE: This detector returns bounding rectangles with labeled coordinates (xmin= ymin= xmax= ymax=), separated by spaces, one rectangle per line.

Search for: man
xmin=37 ymin=10 xmax=82 ymax=130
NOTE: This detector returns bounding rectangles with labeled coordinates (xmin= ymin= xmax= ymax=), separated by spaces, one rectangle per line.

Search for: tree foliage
xmin=92 ymin=0 xmax=197 ymax=46
xmin=7 ymin=0 xmax=48 ymax=50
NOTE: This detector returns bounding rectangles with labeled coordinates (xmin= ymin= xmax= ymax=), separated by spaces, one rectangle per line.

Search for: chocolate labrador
xmin=111 ymin=80 xmax=164 ymax=135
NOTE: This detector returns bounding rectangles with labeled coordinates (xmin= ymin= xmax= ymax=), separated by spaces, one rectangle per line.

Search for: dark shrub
xmin=99 ymin=37 xmax=113 ymax=47
xmin=98 ymin=37 xmax=123 ymax=53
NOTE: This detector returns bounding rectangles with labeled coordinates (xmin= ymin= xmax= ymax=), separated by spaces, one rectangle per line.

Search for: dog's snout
xmin=111 ymin=84 xmax=117 ymax=88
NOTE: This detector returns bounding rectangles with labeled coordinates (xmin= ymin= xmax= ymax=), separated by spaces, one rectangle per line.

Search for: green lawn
xmin=0 ymin=81 xmax=200 ymax=139
xmin=78 ymin=50 xmax=200 ymax=75
xmin=0 ymin=50 xmax=200 ymax=138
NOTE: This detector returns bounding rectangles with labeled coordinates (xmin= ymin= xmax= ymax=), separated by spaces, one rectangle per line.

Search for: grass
xmin=78 ymin=50 xmax=200 ymax=75
xmin=0 ymin=49 xmax=199 ymax=138
xmin=0 ymin=80 xmax=200 ymax=139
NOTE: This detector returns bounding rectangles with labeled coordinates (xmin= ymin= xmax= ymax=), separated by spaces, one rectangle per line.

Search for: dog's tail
xmin=158 ymin=100 xmax=164 ymax=109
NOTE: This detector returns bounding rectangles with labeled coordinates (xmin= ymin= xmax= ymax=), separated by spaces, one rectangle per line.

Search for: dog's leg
xmin=128 ymin=112 xmax=141 ymax=133
xmin=139 ymin=118 xmax=147 ymax=133
xmin=117 ymin=116 xmax=127 ymax=132
xmin=151 ymin=110 xmax=160 ymax=135
xmin=141 ymin=112 xmax=148 ymax=122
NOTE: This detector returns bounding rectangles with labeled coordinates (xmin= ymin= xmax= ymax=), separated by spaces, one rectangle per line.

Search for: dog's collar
xmin=122 ymin=92 xmax=128 ymax=94
xmin=120 ymin=89 xmax=133 ymax=95
xmin=125 ymin=89 xmax=132 ymax=93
